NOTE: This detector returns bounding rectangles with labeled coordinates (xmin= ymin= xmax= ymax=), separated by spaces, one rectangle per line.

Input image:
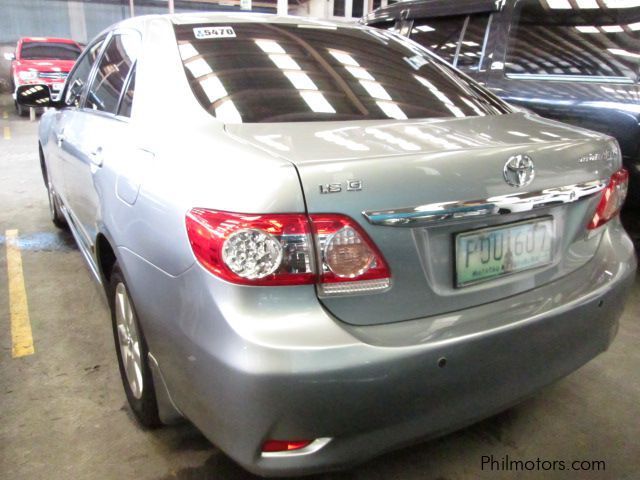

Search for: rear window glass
xmin=174 ymin=22 xmax=510 ymax=123
xmin=506 ymin=1 xmax=640 ymax=81
xmin=21 ymin=42 xmax=81 ymax=61
xmin=118 ymin=67 xmax=136 ymax=118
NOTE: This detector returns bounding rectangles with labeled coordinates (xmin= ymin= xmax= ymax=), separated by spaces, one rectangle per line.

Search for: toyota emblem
xmin=503 ymin=154 xmax=535 ymax=187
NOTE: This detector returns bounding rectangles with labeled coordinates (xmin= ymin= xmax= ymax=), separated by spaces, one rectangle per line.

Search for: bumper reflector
xmin=260 ymin=438 xmax=333 ymax=458
xmin=262 ymin=439 xmax=313 ymax=453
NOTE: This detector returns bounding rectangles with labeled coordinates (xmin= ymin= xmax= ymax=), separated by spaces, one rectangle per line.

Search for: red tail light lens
xmin=588 ymin=168 xmax=629 ymax=230
xmin=186 ymin=210 xmax=391 ymax=294
xmin=185 ymin=209 xmax=315 ymax=286
xmin=310 ymin=214 xmax=391 ymax=295
xmin=262 ymin=439 xmax=312 ymax=453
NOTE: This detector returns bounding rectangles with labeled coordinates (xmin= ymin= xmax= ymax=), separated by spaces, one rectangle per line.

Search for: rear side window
xmin=85 ymin=33 xmax=140 ymax=114
xmin=118 ymin=67 xmax=136 ymax=118
xmin=64 ymin=38 xmax=105 ymax=108
xmin=174 ymin=22 xmax=511 ymax=124
xmin=410 ymin=15 xmax=467 ymax=64
xmin=506 ymin=1 xmax=640 ymax=82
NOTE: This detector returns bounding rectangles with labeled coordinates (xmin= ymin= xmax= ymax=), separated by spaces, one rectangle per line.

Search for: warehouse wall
xmin=0 ymin=0 xmax=174 ymax=44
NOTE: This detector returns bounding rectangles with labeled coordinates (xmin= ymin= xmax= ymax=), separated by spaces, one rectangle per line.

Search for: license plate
xmin=455 ymin=218 xmax=554 ymax=287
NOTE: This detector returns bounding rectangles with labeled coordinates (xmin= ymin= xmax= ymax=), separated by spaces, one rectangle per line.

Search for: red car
xmin=8 ymin=37 xmax=82 ymax=116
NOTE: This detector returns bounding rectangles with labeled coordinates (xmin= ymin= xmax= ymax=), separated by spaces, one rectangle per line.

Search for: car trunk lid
xmin=226 ymin=112 xmax=617 ymax=325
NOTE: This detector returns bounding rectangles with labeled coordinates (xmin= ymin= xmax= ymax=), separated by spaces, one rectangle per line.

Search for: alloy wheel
xmin=114 ymin=282 xmax=143 ymax=399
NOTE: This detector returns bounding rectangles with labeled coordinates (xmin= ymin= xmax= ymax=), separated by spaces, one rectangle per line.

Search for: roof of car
xmin=364 ymin=0 xmax=499 ymax=24
xmin=169 ymin=12 xmax=356 ymax=27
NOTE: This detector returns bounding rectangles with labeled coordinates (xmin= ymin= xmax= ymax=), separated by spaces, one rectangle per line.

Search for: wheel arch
xmin=97 ymin=232 xmax=182 ymax=425
xmin=96 ymin=232 xmax=118 ymax=286
xmin=38 ymin=142 xmax=47 ymax=185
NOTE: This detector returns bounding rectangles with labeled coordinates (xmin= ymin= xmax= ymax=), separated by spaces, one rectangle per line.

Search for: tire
xmin=15 ymin=101 xmax=27 ymax=117
xmin=109 ymin=263 xmax=161 ymax=428
xmin=45 ymin=177 xmax=68 ymax=229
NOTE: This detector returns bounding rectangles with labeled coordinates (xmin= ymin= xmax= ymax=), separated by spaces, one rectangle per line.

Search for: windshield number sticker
xmin=193 ymin=26 xmax=236 ymax=39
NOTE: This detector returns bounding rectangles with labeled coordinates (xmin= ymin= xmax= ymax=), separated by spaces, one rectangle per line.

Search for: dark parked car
xmin=365 ymin=0 xmax=640 ymax=206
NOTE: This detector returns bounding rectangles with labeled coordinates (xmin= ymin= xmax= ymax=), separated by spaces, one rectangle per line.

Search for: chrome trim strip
xmin=362 ymin=179 xmax=607 ymax=227
xmin=261 ymin=438 xmax=332 ymax=458
xmin=318 ymin=278 xmax=391 ymax=296
xmin=505 ymin=73 xmax=633 ymax=84
xmin=38 ymin=72 xmax=68 ymax=80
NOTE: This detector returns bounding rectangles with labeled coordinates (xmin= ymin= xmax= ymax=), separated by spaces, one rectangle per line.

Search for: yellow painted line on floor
xmin=3 ymin=126 xmax=10 ymax=140
xmin=2 ymin=111 xmax=8 ymax=119
xmin=5 ymin=230 xmax=35 ymax=358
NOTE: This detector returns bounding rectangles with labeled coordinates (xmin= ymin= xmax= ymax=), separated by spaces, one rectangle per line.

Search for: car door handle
xmin=88 ymin=147 xmax=103 ymax=167
xmin=56 ymin=130 xmax=65 ymax=147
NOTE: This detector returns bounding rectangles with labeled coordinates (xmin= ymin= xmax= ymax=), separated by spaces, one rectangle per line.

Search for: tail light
xmin=185 ymin=209 xmax=315 ymax=286
xmin=310 ymin=214 xmax=391 ymax=295
xmin=588 ymin=168 xmax=628 ymax=230
xmin=186 ymin=209 xmax=391 ymax=294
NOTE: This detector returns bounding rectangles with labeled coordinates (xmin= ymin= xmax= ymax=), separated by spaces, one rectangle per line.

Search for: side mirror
xmin=16 ymin=84 xmax=53 ymax=108
xmin=3 ymin=52 xmax=15 ymax=61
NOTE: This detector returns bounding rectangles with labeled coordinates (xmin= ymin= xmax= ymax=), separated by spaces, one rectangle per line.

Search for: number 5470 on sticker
xmin=194 ymin=26 xmax=236 ymax=39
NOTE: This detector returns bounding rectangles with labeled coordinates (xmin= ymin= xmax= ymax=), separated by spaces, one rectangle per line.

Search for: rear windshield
xmin=20 ymin=42 xmax=81 ymax=61
xmin=506 ymin=1 xmax=640 ymax=82
xmin=174 ymin=22 xmax=511 ymax=123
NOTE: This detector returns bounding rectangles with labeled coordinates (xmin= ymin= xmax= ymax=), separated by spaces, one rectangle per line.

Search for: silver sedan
xmin=18 ymin=12 xmax=636 ymax=477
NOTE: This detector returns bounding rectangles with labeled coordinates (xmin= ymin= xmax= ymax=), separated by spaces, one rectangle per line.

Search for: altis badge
xmin=193 ymin=26 xmax=236 ymax=39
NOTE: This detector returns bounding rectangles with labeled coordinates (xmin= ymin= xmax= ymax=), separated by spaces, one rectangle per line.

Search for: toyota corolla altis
xmin=22 ymin=13 xmax=636 ymax=477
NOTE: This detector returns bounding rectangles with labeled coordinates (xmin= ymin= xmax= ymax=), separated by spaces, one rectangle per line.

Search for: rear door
xmin=62 ymin=30 xmax=141 ymax=253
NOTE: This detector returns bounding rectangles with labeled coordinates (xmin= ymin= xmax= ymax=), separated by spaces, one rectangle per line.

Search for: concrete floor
xmin=0 ymin=94 xmax=638 ymax=480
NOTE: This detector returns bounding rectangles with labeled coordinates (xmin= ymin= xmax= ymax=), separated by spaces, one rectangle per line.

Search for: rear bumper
xmin=123 ymin=221 xmax=636 ymax=477
xmin=256 ymin=283 xmax=629 ymax=476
